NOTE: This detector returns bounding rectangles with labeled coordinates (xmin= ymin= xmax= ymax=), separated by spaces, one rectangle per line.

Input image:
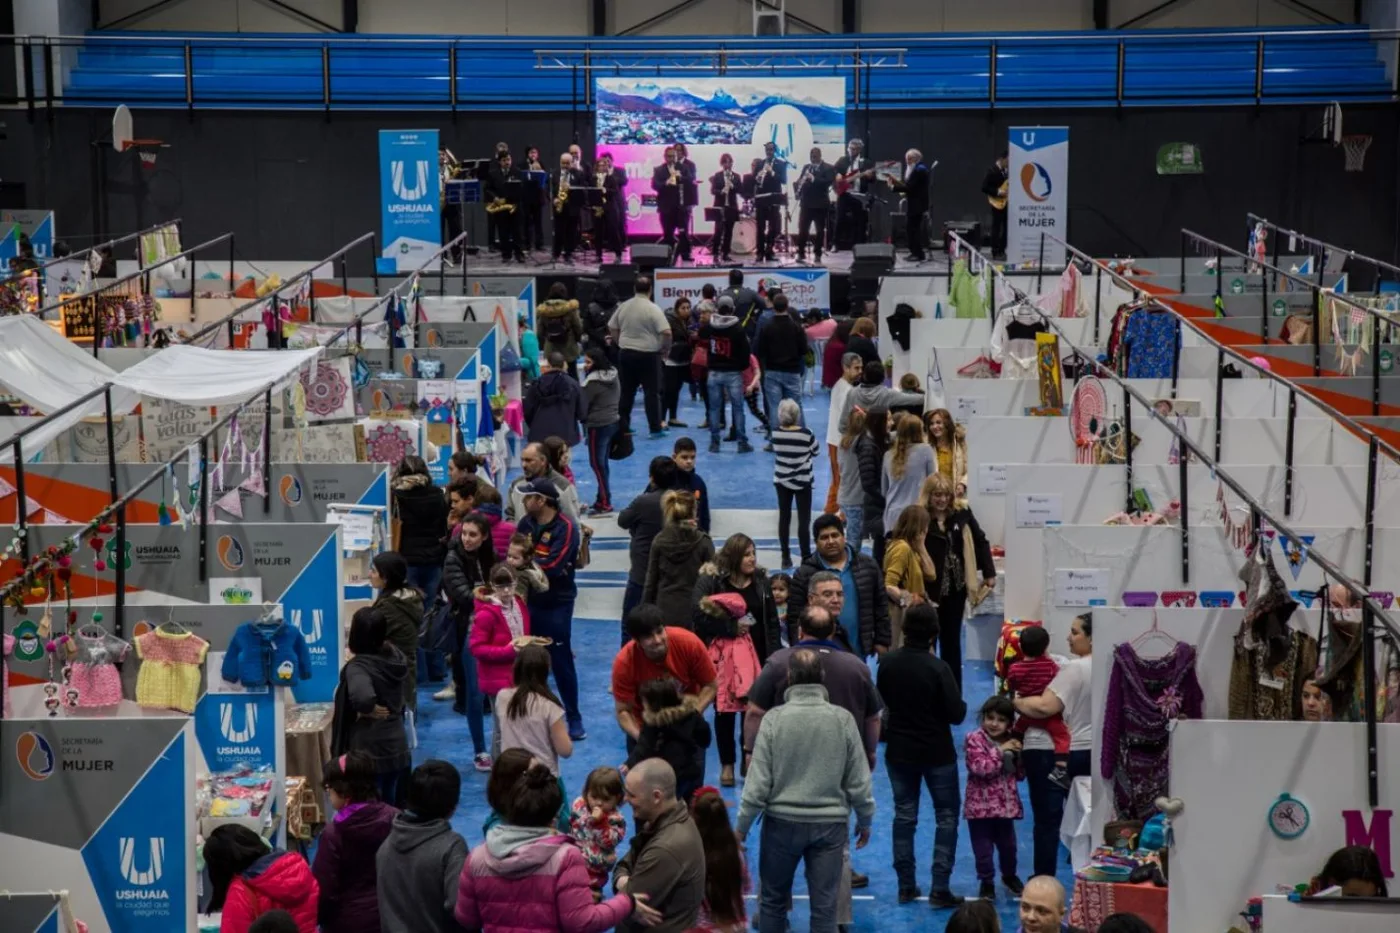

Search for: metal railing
xmin=1246 ymin=212 xmax=1400 ymax=290
xmin=183 ymin=231 xmax=379 ymax=348
xmin=0 ymin=219 xmax=181 ymax=307
xmin=5 ymin=26 xmax=1396 ymax=112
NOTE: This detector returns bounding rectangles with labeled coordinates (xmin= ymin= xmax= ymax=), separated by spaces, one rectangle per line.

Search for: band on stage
xmin=440 ymin=137 xmax=951 ymax=264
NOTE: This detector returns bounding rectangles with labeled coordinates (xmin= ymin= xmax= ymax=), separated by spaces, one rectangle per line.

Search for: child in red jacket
xmin=205 ymin=824 xmax=319 ymax=933
xmin=1005 ymin=626 xmax=1071 ymax=790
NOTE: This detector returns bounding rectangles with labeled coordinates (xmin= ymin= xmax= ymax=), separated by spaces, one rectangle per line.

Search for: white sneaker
xmin=433 ymin=684 xmax=456 ymax=701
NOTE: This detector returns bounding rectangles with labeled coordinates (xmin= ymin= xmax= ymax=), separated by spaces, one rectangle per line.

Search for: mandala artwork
xmin=299 ymin=358 xmax=351 ymax=420
xmin=363 ymin=422 xmax=417 ymax=466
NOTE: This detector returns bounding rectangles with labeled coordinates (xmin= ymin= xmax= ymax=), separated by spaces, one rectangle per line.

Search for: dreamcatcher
xmin=1069 ymin=375 xmax=1108 ymax=464
xmin=1328 ymin=295 xmax=1368 ymax=376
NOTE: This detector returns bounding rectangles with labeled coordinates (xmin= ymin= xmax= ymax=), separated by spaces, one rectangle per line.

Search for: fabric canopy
xmin=0 ymin=315 xmax=322 ymax=459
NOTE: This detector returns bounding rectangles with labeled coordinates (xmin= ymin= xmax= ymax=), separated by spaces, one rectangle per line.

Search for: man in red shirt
xmin=612 ymin=605 xmax=718 ymax=752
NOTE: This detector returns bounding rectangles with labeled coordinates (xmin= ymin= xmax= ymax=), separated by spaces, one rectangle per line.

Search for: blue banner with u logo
xmin=379 ymin=129 xmax=441 ymax=273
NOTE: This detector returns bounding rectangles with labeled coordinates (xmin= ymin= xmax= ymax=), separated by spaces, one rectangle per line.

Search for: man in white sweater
xmin=736 ymin=649 xmax=876 ymax=933
xmin=823 ymin=351 xmax=863 ymax=514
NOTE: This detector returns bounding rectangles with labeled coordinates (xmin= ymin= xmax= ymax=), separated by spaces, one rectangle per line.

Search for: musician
xmin=709 ymin=153 xmax=744 ymax=263
xmin=889 ymin=148 xmax=930 ymax=262
xmin=439 ymin=147 xmax=465 ymax=265
xmin=485 ymin=150 xmax=525 ymax=263
xmin=553 ymin=152 xmax=586 ymax=263
xmin=793 ymin=147 xmax=836 ymax=264
xmin=753 ymin=141 xmax=788 ymax=263
xmin=652 ymin=146 xmax=696 ymax=263
xmin=832 ymin=138 xmax=873 ymax=250
xmin=522 ymin=145 xmax=546 ymax=252
xmin=568 ymin=143 xmax=589 ymax=176
xmin=674 ymin=143 xmax=699 ymax=262
xmin=981 ymin=150 xmax=1010 ymax=259
xmin=593 ymin=152 xmax=628 ymax=264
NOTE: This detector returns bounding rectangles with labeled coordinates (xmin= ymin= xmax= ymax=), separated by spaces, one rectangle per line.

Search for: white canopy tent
xmin=0 ymin=315 xmax=322 ymax=457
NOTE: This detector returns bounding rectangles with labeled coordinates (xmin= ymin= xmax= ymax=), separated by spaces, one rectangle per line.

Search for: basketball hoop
xmin=1342 ymin=135 xmax=1372 ymax=172
xmin=137 ymin=148 xmax=159 ymax=171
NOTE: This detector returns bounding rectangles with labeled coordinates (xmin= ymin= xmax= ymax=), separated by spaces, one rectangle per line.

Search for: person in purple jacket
xmin=454 ymin=762 xmax=663 ymax=932
xmin=311 ymin=751 xmax=398 ymax=933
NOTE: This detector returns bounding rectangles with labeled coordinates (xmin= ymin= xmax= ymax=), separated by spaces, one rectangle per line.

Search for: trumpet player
xmin=485 ymin=150 xmax=525 ymax=263
xmin=753 ymin=141 xmax=787 ymax=263
xmin=794 ymin=146 xmax=836 ymax=264
xmin=553 ymin=152 xmax=586 ymax=263
xmin=651 ymin=145 xmax=694 ymax=263
xmin=594 ymin=152 xmax=628 ymax=264
xmin=709 ymin=153 xmax=744 ymax=263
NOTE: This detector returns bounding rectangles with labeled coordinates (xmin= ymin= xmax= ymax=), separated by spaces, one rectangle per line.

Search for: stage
xmin=449 ymin=243 xmax=954 ymax=275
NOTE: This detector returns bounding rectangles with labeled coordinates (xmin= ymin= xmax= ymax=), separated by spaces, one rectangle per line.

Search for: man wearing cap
xmin=516 ymin=475 xmax=587 ymax=740
xmin=698 ymin=294 xmax=752 ymax=454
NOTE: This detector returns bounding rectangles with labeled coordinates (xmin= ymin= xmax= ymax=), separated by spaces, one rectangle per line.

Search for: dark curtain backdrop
xmin=2 ymin=104 xmax=1395 ymax=269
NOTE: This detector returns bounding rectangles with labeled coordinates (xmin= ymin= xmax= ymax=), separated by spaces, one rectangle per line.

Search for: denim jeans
xmin=452 ymin=639 xmax=487 ymax=756
xmin=762 ymin=370 xmax=804 ymax=436
xmin=586 ymin=422 xmax=621 ymax=510
xmin=707 ymin=370 xmax=745 ymax=444
xmin=530 ymin=599 xmax=582 ymax=729
xmin=758 ymin=816 xmax=847 ymax=933
xmin=406 ymin=563 xmax=447 ymax=683
xmin=1024 ymin=748 xmax=1091 ymax=877
xmin=888 ymin=760 xmax=960 ymax=893
xmin=842 ymin=505 xmax=864 ymax=555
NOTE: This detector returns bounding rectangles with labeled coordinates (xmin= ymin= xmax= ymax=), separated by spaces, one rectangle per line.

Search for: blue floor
xmin=413 ymin=386 xmax=1074 ymax=931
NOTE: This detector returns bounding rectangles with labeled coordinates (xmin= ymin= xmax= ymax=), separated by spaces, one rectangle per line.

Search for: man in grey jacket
xmin=836 ymin=359 xmax=924 ymax=434
xmin=737 ymin=649 xmax=876 ymax=933
xmin=614 ymin=759 xmax=705 ymax=933
xmin=376 ymin=760 xmax=468 ymax=933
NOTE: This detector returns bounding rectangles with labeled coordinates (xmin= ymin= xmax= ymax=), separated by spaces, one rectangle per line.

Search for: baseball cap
xmin=520 ymin=476 xmax=560 ymax=506
xmin=716 ymin=295 xmax=735 ymax=312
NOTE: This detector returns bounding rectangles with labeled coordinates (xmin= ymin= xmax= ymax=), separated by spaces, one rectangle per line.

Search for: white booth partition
xmin=937 ymin=377 xmax=1288 ymax=420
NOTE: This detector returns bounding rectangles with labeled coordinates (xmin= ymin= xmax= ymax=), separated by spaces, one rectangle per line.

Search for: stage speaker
xmin=853 ymin=243 xmax=895 ymax=262
xmin=630 ymin=245 xmax=672 ymax=268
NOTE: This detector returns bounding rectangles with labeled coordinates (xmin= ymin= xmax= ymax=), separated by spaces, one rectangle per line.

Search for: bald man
xmin=614 ymin=759 xmax=705 ymax=932
xmin=1017 ymin=875 xmax=1085 ymax=933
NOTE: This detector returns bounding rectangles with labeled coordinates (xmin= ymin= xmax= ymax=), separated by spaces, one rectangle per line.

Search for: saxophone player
xmin=794 ymin=147 xmax=836 ymax=264
xmin=485 ymin=150 xmax=525 ymax=263
xmin=709 ymin=153 xmax=743 ymax=263
xmin=753 ymin=141 xmax=787 ymax=263
xmin=439 ymin=147 xmax=465 ymax=265
xmin=651 ymin=146 xmax=693 ymax=263
xmin=553 ymin=152 xmax=585 ymax=263
xmin=522 ymin=145 xmax=546 ymax=251
xmin=594 ymin=152 xmax=628 ymax=264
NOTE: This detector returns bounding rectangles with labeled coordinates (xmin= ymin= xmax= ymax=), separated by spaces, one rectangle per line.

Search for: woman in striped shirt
xmin=770 ymin=398 xmax=819 ymax=570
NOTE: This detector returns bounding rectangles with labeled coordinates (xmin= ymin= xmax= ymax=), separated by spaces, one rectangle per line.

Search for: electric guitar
xmin=834 ymin=168 xmax=875 ymax=196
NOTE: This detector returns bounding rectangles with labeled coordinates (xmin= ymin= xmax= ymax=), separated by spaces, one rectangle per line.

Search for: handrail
xmin=0 ymin=218 xmax=181 ymax=298
xmin=183 ymin=231 xmax=378 ymax=345
xmin=1043 ymin=231 xmax=1400 ymax=467
xmin=0 ymin=385 xmax=112 ymax=456
xmin=1246 ymin=211 xmax=1400 ymax=281
xmin=1180 ymin=228 xmax=1377 ymax=317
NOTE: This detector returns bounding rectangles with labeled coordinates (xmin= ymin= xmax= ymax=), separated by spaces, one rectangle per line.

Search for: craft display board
xmin=996 ymin=464 xmax=1399 ymax=615
xmin=0 ymin=523 xmax=345 ymax=702
xmin=0 ymin=717 xmax=197 ymax=933
xmin=1169 ymin=720 xmax=1400 ymax=933
xmin=938 ymin=376 xmax=1291 ymax=420
xmin=1026 ymin=524 xmax=1400 ymax=623
xmin=466 ymin=274 xmax=536 ymax=332
xmin=0 ymin=463 xmax=389 ymax=526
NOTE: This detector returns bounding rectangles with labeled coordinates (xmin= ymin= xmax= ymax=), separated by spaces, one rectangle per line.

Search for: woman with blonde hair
xmin=883 ymin=504 xmax=936 ymax=650
xmin=920 ymin=472 xmax=996 ymax=689
xmin=924 ymin=407 xmax=970 ymax=495
xmin=642 ymin=489 xmax=715 ymax=624
xmin=880 ymin=414 xmax=935 ymax=535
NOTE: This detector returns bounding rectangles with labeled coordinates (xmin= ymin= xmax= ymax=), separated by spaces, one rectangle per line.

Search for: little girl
xmin=689 ymin=786 xmax=750 ymax=932
xmin=470 ymin=563 xmax=531 ymax=763
xmin=310 ymin=751 xmax=397 ymax=933
xmin=770 ymin=574 xmax=790 ymax=647
xmin=623 ymin=678 xmax=712 ymax=802
xmin=963 ymin=696 xmax=1025 ymax=901
xmin=506 ymin=533 xmax=548 ymax=601
xmin=568 ymin=766 xmax=628 ymax=895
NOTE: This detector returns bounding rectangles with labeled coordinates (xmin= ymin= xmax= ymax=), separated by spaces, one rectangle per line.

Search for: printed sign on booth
xmin=654 ymin=268 xmax=830 ymax=314
xmin=1007 ymin=127 xmax=1069 ymax=266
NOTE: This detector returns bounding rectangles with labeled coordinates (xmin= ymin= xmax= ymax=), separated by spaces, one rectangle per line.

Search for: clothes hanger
xmin=157 ymin=606 xmax=190 ymax=635
xmin=1130 ymin=611 xmax=1180 ymax=658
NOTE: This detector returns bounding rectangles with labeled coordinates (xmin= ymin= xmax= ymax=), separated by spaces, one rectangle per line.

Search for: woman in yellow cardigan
xmin=882 ymin=504 xmax=937 ymax=650
xmin=924 ymin=408 xmax=969 ymax=496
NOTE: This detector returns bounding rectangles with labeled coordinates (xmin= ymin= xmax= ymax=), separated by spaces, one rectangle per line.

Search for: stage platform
xmin=450 ymin=243 xmax=954 ymax=277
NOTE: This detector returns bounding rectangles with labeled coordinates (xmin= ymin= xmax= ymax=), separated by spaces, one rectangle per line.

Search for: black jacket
xmin=331 ymin=645 xmax=412 ymax=774
xmin=855 ymin=435 xmax=887 ymax=517
xmin=583 ymin=280 xmax=619 ymax=352
xmin=691 ymin=564 xmax=781 ymax=664
xmin=642 ymin=524 xmax=715 ymax=625
xmin=754 ymin=312 xmax=808 ymax=374
xmin=624 ymin=702 xmax=712 ymax=790
xmin=651 ymin=161 xmax=694 ymax=212
xmin=665 ymin=312 xmax=693 ymax=366
xmin=794 ymin=162 xmax=836 ymax=210
xmin=618 ymin=488 xmax=666 ymax=587
xmin=442 ymin=536 xmax=491 ymax=627
xmin=723 ymin=285 xmax=762 ymax=337
xmin=700 ymin=316 xmax=750 ymax=372
xmin=374 ymin=588 xmax=423 ymax=709
xmin=845 ymin=333 xmax=879 ymax=366
xmin=787 ymin=546 xmax=891 ymax=657
xmin=893 ymin=163 xmax=930 ymax=215
xmin=924 ymin=506 xmax=996 ymax=592
xmin=393 ymin=475 xmax=448 ymax=566
xmin=877 ymin=643 xmax=968 ymax=767
xmin=981 ymin=163 xmax=1009 ymax=202
xmin=523 ymin=369 xmax=586 ymax=446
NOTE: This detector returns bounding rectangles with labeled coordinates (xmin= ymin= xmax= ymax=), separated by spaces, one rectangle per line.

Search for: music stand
xmin=446 ymin=179 xmax=483 ymax=261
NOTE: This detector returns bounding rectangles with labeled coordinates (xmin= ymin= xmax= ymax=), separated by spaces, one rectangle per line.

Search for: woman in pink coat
xmin=455 ymin=763 xmax=661 ymax=933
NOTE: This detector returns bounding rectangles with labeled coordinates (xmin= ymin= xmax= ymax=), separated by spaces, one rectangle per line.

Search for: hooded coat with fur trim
xmin=642 ymin=523 xmax=715 ymax=625
xmin=535 ymin=298 xmax=584 ymax=361
xmin=623 ymin=699 xmax=712 ymax=791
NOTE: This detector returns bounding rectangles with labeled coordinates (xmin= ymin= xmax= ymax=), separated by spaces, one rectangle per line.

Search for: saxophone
xmin=554 ymin=168 xmax=570 ymax=213
xmin=593 ymin=170 xmax=607 ymax=218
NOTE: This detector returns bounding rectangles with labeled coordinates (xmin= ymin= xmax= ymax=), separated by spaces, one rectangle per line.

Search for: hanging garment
xmin=990 ymin=307 xmax=1048 ymax=380
xmin=1317 ymin=613 xmax=1366 ymax=723
xmin=1120 ymin=309 xmax=1181 ymax=379
xmin=1057 ymin=263 xmax=1084 ymax=318
xmin=1228 ymin=626 xmax=1318 ymax=721
xmin=1100 ymin=641 xmax=1204 ymax=822
xmin=886 ymin=302 xmax=917 ymax=352
xmin=949 ymin=259 xmax=987 ymax=319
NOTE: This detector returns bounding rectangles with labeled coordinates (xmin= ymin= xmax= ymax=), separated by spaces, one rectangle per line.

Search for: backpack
xmin=994 ymin=620 xmax=1044 ymax=695
xmin=543 ymin=314 xmax=571 ymax=349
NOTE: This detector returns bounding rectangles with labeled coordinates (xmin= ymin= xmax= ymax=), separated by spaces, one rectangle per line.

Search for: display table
xmin=284 ymin=703 xmax=333 ymax=825
xmin=1070 ymin=879 xmax=1167 ymax=932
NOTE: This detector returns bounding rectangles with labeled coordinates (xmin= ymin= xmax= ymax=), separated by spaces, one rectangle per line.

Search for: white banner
xmin=653 ymin=268 xmax=831 ymax=313
xmin=1007 ymin=126 xmax=1069 ymax=266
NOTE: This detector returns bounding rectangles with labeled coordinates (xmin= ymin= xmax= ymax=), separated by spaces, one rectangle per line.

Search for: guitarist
xmin=888 ymin=148 xmax=930 ymax=263
xmin=832 ymin=137 xmax=873 ymax=250
xmin=981 ymin=150 xmax=1010 ymax=259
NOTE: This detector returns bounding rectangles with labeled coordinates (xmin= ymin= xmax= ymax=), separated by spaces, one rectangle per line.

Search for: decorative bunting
xmin=0 ymin=476 xmax=14 ymax=500
xmin=1199 ymin=591 xmax=1235 ymax=608
xmin=215 ymin=487 xmax=244 ymax=520
xmin=239 ymin=469 xmax=266 ymax=498
xmin=1372 ymin=591 xmax=1396 ymax=610
xmin=1161 ymin=591 xmax=1197 ymax=609
xmin=1280 ymin=535 xmax=1314 ymax=581
xmin=1122 ymin=592 xmax=1159 ymax=608
xmin=41 ymin=510 xmax=71 ymax=525
xmin=1291 ymin=590 xmax=1317 ymax=609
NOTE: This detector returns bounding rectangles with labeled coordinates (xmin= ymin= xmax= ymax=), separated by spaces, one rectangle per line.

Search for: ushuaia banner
xmin=379 ymin=128 xmax=441 ymax=272
xmin=0 ymin=719 xmax=196 ymax=933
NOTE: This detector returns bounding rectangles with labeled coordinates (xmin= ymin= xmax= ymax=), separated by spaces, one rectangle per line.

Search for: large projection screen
xmin=595 ymin=77 xmax=848 ymax=236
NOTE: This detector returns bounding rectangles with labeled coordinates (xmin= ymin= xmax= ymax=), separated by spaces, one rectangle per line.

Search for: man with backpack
xmin=534 ymin=282 xmax=584 ymax=379
xmin=721 ymin=269 xmax=761 ymax=341
xmin=609 ymin=275 xmax=673 ymax=439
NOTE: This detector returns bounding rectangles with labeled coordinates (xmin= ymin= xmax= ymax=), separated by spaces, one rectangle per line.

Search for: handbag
xmin=499 ymin=343 xmax=523 ymax=373
xmin=577 ymin=530 xmax=592 ymax=569
xmin=608 ymin=429 xmax=634 ymax=461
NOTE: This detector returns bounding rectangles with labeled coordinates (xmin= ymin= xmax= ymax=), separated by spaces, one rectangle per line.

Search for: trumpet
xmin=666 ymin=163 xmax=679 ymax=187
xmin=722 ymin=170 xmax=734 ymax=197
xmin=757 ymin=157 xmax=774 ymax=186
xmin=554 ymin=169 xmax=571 ymax=213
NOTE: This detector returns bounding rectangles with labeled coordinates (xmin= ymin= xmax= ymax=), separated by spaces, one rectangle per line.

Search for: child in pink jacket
xmin=455 ymin=764 xmax=656 ymax=933
xmin=963 ymin=695 xmax=1025 ymax=900
xmin=470 ymin=564 xmax=531 ymax=762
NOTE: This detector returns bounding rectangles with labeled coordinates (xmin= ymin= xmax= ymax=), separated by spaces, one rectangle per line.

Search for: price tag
xmin=454 ymin=378 xmax=481 ymax=402
xmin=330 ymin=510 xmax=376 ymax=551
xmin=1053 ymin=568 xmax=1111 ymax=607
xmin=977 ymin=463 xmax=1008 ymax=495
xmin=1015 ymin=493 xmax=1062 ymax=528
xmin=953 ymin=396 xmax=982 ymax=421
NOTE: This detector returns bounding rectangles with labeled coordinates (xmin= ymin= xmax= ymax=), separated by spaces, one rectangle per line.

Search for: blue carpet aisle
xmin=412 ymin=386 xmax=1075 ymax=931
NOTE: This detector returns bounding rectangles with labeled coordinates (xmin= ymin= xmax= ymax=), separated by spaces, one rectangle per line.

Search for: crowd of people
xmin=198 ymin=287 xmax=1186 ymax=933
